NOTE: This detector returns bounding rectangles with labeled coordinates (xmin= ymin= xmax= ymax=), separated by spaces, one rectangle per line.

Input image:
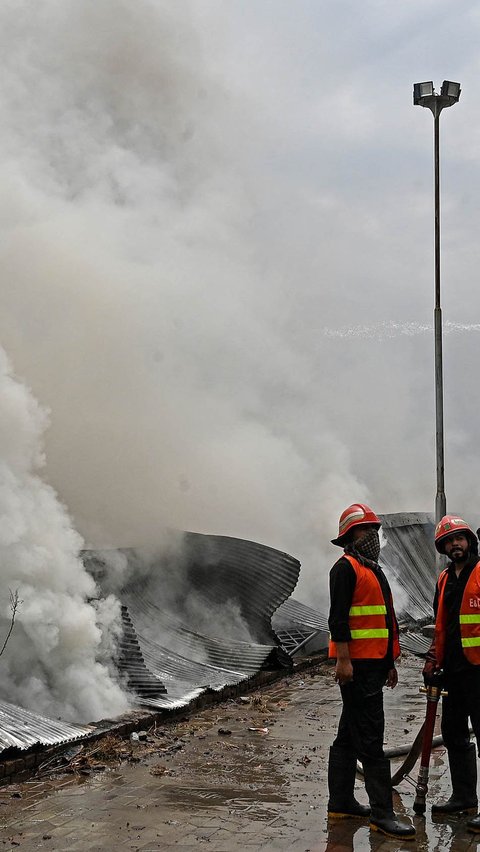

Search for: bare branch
xmin=0 ymin=589 xmax=22 ymax=657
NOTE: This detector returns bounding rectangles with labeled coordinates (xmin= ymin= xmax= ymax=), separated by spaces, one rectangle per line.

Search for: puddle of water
xmin=0 ymin=766 xmax=126 ymax=818
xmin=162 ymin=783 xmax=288 ymax=819
xmin=323 ymin=813 xmax=475 ymax=852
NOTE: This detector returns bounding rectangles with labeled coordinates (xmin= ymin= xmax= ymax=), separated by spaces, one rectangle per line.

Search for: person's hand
xmin=423 ymin=659 xmax=442 ymax=687
xmin=335 ymin=658 xmax=353 ymax=686
xmin=422 ymin=640 xmax=441 ymax=687
xmin=386 ymin=667 xmax=398 ymax=689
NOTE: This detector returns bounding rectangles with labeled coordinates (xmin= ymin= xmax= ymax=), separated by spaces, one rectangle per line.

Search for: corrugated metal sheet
xmin=273 ymin=599 xmax=329 ymax=655
xmin=0 ymin=701 xmax=93 ymax=754
xmin=121 ymin=592 xmax=282 ymax=709
xmin=119 ymin=605 xmax=169 ymax=701
xmin=90 ymin=518 xmax=436 ymax=708
xmin=379 ymin=512 xmax=436 ymax=619
xmin=275 ymin=596 xmax=431 ymax=658
xmin=85 ymin=533 xmax=301 ymax=710
xmin=273 ymin=598 xmax=328 ymax=632
xmin=180 ymin=532 xmax=302 ymax=643
xmin=0 ymin=519 xmax=439 ymax=756
xmin=274 ymin=506 xmax=438 ymax=659
xmin=400 ymin=630 xmax=432 ymax=656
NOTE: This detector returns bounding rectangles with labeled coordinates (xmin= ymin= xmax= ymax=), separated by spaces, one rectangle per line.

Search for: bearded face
xmin=444 ymin=533 xmax=470 ymax=563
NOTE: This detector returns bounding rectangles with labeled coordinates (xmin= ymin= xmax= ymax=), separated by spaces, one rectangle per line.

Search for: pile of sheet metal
xmin=379 ymin=512 xmax=436 ymax=620
xmin=84 ymin=532 xmax=301 ymax=710
xmin=85 ymin=515 xmax=437 ymax=704
xmin=0 ymin=513 xmax=438 ymax=756
xmin=272 ymin=598 xmax=329 ymax=655
xmin=0 ymin=701 xmax=93 ymax=756
xmin=273 ymin=512 xmax=437 ymax=657
xmin=379 ymin=512 xmax=435 ymax=655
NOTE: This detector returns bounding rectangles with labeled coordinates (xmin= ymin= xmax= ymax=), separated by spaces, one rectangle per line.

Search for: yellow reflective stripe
xmin=461 ymin=637 xmax=480 ymax=647
xmin=349 ymin=605 xmax=386 ymax=616
xmin=350 ymin=629 xmax=389 ymax=639
xmin=460 ymin=615 xmax=480 ymax=624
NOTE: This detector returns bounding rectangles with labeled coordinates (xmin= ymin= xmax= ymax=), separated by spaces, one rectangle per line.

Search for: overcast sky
xmin=0 ymin=0 xmax=480 ymax=602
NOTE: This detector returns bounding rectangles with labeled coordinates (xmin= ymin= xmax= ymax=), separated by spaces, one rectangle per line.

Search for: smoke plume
xmin=0 ymin=349 xmax=129 ymax=721
xmin=0 ymin=0 xmax=479 ymax=698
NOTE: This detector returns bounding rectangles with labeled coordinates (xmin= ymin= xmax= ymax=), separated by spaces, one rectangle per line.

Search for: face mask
xmin=355 ymin=528 xmax=381 ymax=563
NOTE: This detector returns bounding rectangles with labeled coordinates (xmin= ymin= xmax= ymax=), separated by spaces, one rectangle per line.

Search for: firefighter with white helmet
xmin=423 ymin=515 xmax=480 ymax=832
xmin=327 ymin=503 xmax=415 ymax=839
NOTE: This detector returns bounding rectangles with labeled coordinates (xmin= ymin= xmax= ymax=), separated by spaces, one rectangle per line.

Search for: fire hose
xmin=355 ymin=728 xmax=444 ymax=785
xmin=412 ymin=677 xmax=447 ymax=813
xmin=356 ymin=674 xmax=452 ymax=797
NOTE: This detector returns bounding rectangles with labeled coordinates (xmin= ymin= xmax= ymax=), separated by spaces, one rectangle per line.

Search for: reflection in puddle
xmin=163 ymin=783 xmax=289 ymax=820
xmin=323 ymin=814 xmax=474 ymax=852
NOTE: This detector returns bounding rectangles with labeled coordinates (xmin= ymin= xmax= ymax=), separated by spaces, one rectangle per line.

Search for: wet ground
xmin=0 ymin=652 xmax=478 ymax=851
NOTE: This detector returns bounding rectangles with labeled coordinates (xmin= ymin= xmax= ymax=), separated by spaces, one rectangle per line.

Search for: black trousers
xmin=442 ymin=669 xmax=480 ymax=753
xmin=332 ymin=664 xmax=387 ymax=762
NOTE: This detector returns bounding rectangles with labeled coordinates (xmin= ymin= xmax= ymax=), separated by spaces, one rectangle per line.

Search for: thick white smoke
xmin=0 ymin=0 xmax=369 ymax=605
xmin=0 ymin=0 xmax=479 ymax=684
xmin=0 ymin=349 xmax=128 ymax=721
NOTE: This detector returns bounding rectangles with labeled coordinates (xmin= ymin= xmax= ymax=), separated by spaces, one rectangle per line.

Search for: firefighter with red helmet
xmin=423 ymin=515 xmax=480 ymax=832
xmin=328 ymin=503 xmax=415 ymax=840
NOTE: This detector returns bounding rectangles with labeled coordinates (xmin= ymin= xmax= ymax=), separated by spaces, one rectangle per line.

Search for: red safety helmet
xmin=435 ymin=515 xmax=476 ymax=554
xmin=331 ymin=503 xmax=381 ymax=547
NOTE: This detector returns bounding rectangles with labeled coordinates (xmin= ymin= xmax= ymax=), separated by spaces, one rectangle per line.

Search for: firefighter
xmin=328 ymin=503 xmax=415 ymax=840
xmin=423 ymin=515 xmax=480 ymax=832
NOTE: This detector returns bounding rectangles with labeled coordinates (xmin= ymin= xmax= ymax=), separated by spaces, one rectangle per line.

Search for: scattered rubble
xmin=1 ymin=655 xmax=462 ymax=851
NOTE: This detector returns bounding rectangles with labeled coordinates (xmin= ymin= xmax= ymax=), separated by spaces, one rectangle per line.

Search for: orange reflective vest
xmin=434 ymin=560 xmax=480 ymax=666
xmin=329 ymin=554 xmax=401 ymax=660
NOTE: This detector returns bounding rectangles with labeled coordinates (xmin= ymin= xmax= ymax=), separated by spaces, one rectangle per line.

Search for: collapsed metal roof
xmin=85 ymin=532 xmax=301 ymax=709
xmin=400 ymin=630 xmax=432 ymax=656
xmin=379 ymin=512 xmax=436 ymax=620
xmin=273 ymin=598 xmax=328 ymax=633
xmin=273 ymin=512 xmax=437 ymax=657
xmin=272 ymin=598 xmax=329 ymax=655
xmin=0 ymin=701 xmax=93 ymax=754
xmin=0 ymin=515 xmax=437 ymax=754
xmin=85 ymin=519 xmax=436 ymax=703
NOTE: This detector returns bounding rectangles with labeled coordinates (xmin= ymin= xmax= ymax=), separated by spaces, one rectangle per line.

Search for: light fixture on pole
xmin=413 ymin=80 xmax=461 ymax=526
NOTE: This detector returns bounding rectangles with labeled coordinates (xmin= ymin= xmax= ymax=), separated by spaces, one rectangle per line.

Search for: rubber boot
xmin=363 ymin=756 xmax=415 ymax=839
xmin=327 ymin=746 xmax=370 ymax=818
xmin=431 ymin=745 xmax=477 ymax=815
xmin=467 ymin=814 xmax=480 ymax=833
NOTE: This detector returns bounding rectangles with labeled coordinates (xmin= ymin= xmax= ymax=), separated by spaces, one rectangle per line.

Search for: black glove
xmin=422 ymin=659 xmax=443 ymax=687
xmin=423 ymin=639 xmax=440 ymax=686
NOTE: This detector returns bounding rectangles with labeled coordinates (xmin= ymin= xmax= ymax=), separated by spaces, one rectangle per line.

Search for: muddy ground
xmin=0 ymin=653 xmax=478 ymax=851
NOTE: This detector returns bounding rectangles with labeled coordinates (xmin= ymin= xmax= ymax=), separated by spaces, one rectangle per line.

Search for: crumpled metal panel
xmin=272 ymin=599 xmax=329 ymax=655
xmin=85 ymin=532 xmax=301 ymax=710
xmin=274 ymin=597 xmax=431 ymax=659
xmin=122 ymin=591 xmax=280 ymax=709
xmin=274 ymin=508 xmax=438 ymax=658
xmin=178 ymin=532 xmax=301 ymax=644
xmin=273 ymin=598 xmax=328 ymax=632
xmin=118 ymin=605 xmax=169 ymax=702
xmin=0 ymin=700 xmax=93 ymax=754
xmin=379 ymin=512 xmax=436 ymax=620
xmin=400 ymin=630 xmax=432 ymax=656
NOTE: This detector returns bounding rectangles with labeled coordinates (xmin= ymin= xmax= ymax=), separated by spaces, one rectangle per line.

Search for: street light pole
xmin=433 ymin=105 xmax=445 ymax=528
xmin=413 ymin=80 xmax=461 ymax=526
